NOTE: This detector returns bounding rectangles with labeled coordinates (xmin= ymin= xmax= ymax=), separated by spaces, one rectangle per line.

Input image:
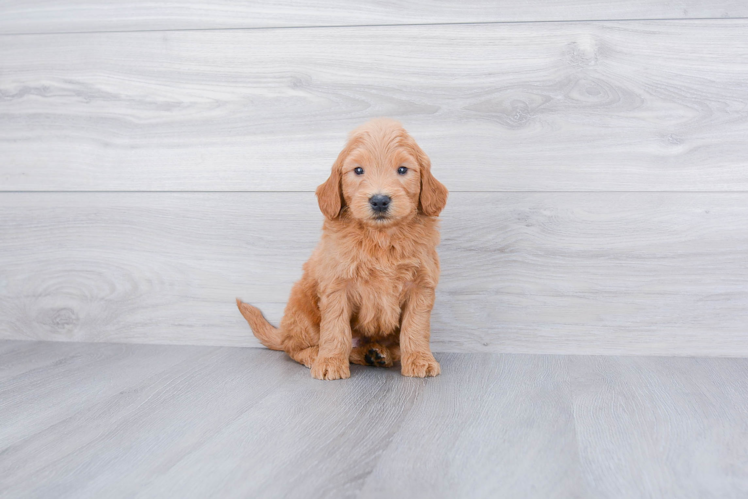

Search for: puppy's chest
xmin=349 ymin=258 xmax=419 ymax=337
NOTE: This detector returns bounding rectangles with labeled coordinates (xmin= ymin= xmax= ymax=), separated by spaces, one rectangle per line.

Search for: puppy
xmin=237 ymin=118 xmax=447 ymax=380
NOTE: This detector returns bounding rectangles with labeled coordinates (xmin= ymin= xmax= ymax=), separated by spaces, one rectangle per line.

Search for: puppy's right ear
xmin=316 ymin=151 xmax=345 ymax=220
xmin=412 ymin=141 xmax=448 ymax=217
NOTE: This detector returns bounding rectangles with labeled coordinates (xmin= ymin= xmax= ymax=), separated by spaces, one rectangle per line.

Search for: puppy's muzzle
xmin=369 ymin=194 xmax=391 ymax=214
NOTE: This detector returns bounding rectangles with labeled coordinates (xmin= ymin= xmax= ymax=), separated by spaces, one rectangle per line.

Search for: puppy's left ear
xmin=415 ymin=145 xmax=448 ymax=217
xmin=316 ymin=149 xmax=345 ymax=220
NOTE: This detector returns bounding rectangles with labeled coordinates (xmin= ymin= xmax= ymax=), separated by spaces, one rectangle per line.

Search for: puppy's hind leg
xmin=282 ymin=315 xmax=320 ymax=368
xmin=289 ymin=345 xmax=319 ymax=368
xmin=277 ymin=276 xmax=322 ymax=368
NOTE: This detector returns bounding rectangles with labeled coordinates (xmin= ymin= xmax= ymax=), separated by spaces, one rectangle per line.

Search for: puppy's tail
xmin=236 ymin=298 xmax=284 ymax=351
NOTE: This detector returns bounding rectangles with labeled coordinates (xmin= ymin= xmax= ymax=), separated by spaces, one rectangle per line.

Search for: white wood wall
xmin=2 ymin=2 xmax=747 ymax=355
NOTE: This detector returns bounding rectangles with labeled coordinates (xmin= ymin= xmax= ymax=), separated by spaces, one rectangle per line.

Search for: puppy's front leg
xmin=311 ymin=289 xmax=352 ymax=380
xmin=400 ymin=285 xmax=440 ymax=378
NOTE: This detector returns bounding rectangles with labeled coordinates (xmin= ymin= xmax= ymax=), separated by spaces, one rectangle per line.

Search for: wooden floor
xmin=1 ymin=340 xmax=747 ymax=498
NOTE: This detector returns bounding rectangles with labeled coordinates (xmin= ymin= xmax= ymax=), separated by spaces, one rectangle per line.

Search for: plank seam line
xmin=0 ymin=16 xmax=746 ymax=37
xmin=2 ymin=191 xmax=748 ymax=194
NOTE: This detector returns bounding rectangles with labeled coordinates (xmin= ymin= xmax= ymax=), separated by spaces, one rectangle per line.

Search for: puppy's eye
xmin=397 ymin=166 xmax=408 ymax=175
xmin=354 ymin=167 xmax=364 ymax=175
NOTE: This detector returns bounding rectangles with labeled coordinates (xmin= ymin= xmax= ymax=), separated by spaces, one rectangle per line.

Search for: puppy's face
xmin=316 ymin=119 xmax=447 ymax=226
xmin=340 ymin=141 xmax=420 ymax=226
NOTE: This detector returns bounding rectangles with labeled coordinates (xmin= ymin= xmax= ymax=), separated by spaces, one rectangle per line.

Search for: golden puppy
xmin=237 ymin=118 xmax=447 ymax=380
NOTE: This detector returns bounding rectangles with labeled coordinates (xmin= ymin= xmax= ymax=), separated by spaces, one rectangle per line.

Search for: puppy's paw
xmin=401 ymin=352 xmax=440 ymax=378
xmin=350 ymin=343 xmax=394 ymax=367
xmin=311 ymin=356 xmax=351 ymax=380
xmin=365 ymin=345 xmax=393 ymax=367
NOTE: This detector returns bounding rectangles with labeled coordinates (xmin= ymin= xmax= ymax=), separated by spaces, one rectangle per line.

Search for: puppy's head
xmin=316 ymin=118 xmax=447 ymax=226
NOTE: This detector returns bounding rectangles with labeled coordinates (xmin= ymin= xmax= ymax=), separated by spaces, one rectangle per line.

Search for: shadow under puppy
xmin=237 ymin=118 xmax=448 ymax=380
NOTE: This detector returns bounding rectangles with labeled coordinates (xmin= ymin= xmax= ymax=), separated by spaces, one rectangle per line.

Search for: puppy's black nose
xmin=369 ymin=194 xmax=391 ymax=213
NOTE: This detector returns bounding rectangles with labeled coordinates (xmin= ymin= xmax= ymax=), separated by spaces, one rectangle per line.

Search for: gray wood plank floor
xmin=2 ymin=192 xmax=748 ymax=356
xmin=3 ymin=21 xmax=748 ymax=191
xmin=2 ymin=1 xmax=746 ymax=35
xmin=1 ymin=340 xmax=747 ymax=498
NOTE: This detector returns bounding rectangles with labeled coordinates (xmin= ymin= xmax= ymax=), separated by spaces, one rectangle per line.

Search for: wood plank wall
xmin=1 ymin=2 xmax=747 ymax=355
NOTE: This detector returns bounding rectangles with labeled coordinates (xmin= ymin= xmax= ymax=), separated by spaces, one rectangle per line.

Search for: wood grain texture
xmin=360 ymin=353 xmax=583 ymax=497
xmin=2 ymin=21 xmax=748 ymax=191
xmin=0 ymin=342 xmax=213 ymax=452
xmin=1 ymin=192 xmax=747 ymax=356
xmin=0 ymin=1 xmax=746 ymax=35
xmin=571 ymin=356 xmax=748 ymax=497
xmin=1 ymin=341 xmax=747 ymax=497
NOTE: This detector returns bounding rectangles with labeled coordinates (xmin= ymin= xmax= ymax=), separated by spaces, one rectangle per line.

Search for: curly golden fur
xmin=237 ymin=118 xmax=448 ymax=380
